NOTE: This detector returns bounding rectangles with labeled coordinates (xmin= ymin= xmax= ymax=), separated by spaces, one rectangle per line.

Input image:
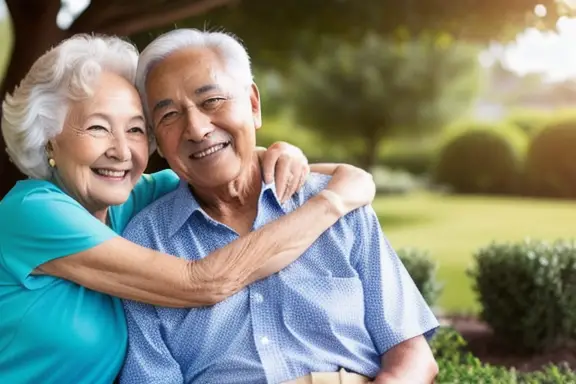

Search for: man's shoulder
xmin=295 ymin=172 xmax=332 ymax=202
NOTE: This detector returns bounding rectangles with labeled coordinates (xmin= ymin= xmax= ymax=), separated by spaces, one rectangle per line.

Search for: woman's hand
xmin=320 ymin=164 xmax=375 ymax=216
xmin=257 ymin=142 xmax=310 ymax=203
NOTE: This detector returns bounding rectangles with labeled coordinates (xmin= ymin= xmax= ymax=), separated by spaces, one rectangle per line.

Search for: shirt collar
xmin=168 ymin=179 xmax=284 ymax=238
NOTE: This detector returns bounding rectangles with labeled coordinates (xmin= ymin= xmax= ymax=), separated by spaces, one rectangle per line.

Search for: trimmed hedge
xmin=397 ymin=248 xmax=442 ymax=307
xmin=468 ymin=239 xmax=576 ymax=352
xmin=525 ymin=115 xmax=576 ymax=198
xmin=433 ymin=121 xmax=527 ymax=195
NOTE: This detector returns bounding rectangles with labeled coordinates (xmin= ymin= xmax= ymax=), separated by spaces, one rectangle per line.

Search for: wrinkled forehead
xmin=145 ymin=48 xmax=231 ymax=98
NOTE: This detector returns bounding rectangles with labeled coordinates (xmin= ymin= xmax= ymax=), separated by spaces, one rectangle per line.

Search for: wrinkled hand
xmin=321 ymin=164 xmax=375 ymax=216
xmin=258 ymin=141 xmax=310 ymax=203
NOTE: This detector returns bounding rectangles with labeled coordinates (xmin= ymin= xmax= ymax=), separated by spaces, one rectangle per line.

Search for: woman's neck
xmin=50 ymin=172 xmax=109 ymax=224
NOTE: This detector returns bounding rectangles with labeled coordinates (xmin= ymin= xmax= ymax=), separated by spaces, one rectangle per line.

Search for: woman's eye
xmin=87 ymin=125 xmax=108 ymax=131
xmin=128 ymin=127 xmax=145 ymax=134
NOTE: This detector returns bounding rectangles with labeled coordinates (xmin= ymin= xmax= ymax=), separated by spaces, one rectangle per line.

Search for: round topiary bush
xmin=432 ymin=121 xmax=527 ymax=195
xmin=525 ymin=116 xmax=576 ymax=198
xmin=468 ymin=239 xmax=576 ymax=353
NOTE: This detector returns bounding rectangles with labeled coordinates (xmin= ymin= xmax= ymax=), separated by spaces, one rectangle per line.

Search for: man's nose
xmin=183 ymin=108 xmax=214 ymax=142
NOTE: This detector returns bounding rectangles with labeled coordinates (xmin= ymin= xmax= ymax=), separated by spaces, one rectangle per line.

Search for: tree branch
xmin=73 ymin=0 xmax=236 ymax=37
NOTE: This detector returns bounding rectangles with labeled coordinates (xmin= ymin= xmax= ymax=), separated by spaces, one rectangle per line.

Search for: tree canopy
xmin=1 ymin=0 xmax=574 ymax=196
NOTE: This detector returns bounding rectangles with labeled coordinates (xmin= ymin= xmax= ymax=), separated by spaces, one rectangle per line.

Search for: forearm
xmin=37 ymin=191 xmax=342 ymax=308
xmin=193 ymin=191 xmax=343 ymax=299
xmin=309 ymin=163 xmax=342 ymax=176
xmin=375 ymin=337 xmax=438 ymax=384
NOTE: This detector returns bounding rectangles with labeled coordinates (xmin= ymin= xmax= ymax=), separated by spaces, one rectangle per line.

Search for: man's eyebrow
xmin=152 ymin=99 xmax=174 ymax=113
xmin=195 ymin=84 xmax=220 ymax=94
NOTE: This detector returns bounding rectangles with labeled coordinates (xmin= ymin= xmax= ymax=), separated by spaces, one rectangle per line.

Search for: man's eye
xmin=203 ymin=98 xmax=225 ymax=108
xmin=160 ymin=111 xmax=178 ymax=121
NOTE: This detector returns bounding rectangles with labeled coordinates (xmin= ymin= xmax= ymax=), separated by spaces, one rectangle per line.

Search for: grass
xmin=372 ymin=192 xmax=576 ymax=313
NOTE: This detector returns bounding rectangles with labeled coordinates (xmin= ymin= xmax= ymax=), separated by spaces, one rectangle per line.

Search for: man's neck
xmin=191 ymin=155 xmax=262 ymax=235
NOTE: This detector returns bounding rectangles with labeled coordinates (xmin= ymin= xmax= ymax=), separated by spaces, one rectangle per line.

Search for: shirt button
xmin=253 ymin=293 xmax=264 ymax=303
xmin=260 ymin=336 xmax=270 ymax=345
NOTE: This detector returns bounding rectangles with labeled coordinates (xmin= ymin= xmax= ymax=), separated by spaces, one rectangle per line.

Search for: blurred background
xmin=1 ymin=0 xmax=576 ymax=377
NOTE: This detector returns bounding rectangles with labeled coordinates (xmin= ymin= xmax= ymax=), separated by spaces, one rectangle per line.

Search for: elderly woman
xmin=0 ymin=34 xmax=375 ymax=383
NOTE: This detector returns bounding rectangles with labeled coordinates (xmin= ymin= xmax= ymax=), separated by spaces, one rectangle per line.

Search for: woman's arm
xmin=38 ymin=165 xmax=375 ymax=307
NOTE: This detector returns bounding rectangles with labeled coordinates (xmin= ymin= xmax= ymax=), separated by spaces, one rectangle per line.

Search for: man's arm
xmin=119 ymin=300 xmax=183 ymax=384
xmin=350 ymin=206 xmax=439 ymax=383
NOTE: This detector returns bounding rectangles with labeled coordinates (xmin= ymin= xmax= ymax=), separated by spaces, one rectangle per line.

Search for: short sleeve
xmin=0 ymin=185 xmax=117 ymax=289
xmin=349 ymin=205 xmax=439 ymax=355
xmin=110 ymin=170 xmax=180 ymax=233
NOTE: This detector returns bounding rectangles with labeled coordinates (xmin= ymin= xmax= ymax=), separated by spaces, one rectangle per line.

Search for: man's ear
xmin=156 ymin=147 xmax=164 ymax=158
xmin=250 ymin=83 xmax=262 ymax=130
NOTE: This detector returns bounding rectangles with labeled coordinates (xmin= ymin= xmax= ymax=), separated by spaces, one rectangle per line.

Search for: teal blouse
xmin=0 ymin=170 xmax=180 ymax=384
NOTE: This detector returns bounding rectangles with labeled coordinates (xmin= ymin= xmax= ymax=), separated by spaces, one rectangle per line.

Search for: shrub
xmin=370 ymin=167 xmax=424 ymax=196
xmin=505 ymin=109 xmax=551 ymax=137
xmin=430 ymin=327 xmax=576 ymax=383
xmin=396 ymin=248 xmax=443 ymax=307
xmin=525 ymin=115 xmax=576 ymax=198
xmin=432 ymin=121 xmax=527 ymax=195
xmin=468 ymin=239 xmax=576 ymax=352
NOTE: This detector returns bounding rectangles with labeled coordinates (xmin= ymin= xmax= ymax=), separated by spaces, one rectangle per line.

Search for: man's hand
xmin=373 ymin=335 xmax=438 ymax=384
xmin=257 ymin=141 xmax=309 ymax=203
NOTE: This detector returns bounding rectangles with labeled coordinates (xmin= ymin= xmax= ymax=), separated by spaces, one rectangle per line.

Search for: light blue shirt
xmin=120 ymin=173 xmax=439 ymax=384
xmin=0 ymin=170 xmax=179 ymax=384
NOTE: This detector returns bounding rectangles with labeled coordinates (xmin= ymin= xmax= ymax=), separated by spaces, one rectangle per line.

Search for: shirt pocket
xmin=278 ymin=274 xmax=365 ymax=335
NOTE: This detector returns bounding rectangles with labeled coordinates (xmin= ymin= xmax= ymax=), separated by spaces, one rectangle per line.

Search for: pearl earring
xmin=48 ymin=158 xmax=56 ymax=168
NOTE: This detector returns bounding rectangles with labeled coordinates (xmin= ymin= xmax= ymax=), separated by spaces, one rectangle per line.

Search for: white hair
xmin=135 ymin=28 xmax=254 ymax=124
xmin=1 ymin=34 xmax=142 ymax=180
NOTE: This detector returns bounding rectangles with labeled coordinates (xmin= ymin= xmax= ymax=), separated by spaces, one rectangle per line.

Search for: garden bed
xmin=444 ymin=315 xmax=576 ymax=372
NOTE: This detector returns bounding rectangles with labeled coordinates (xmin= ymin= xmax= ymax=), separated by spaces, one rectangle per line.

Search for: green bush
xmin=468 ymin=239 xmax=576 ymax=352
xmin=431 ymin=327 xmax=576 ymax=383
xmin=432 ymin=121 xmax=527 ymax=195
xmin=525 ymin=115 xmax=576 ymax=198
xmin=370 ymin=167 xmax=424 ymax=196
xmin=397 ymin=248 xmax=443 ymax=307
xmin=505 ymin=109 xmax=551 ymax=137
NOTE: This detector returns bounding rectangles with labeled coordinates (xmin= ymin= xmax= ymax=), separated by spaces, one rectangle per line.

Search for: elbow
xmin=426 ymin=357 xmax=439 ymax=382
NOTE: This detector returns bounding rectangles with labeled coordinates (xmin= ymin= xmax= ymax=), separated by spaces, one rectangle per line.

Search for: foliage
xmin=286 ymin=33 xmax=479 ymax=169
xmin=370 ymin=167 xmax=425 ymax=196
xmin=396 ymin=248 xmax=443 ymax=306
xmin=430 ymin=327 xmax=576 ymax=383
xmin=525 ymin=114 xmax=576 ymax=198
xmin=505 ymin=109 xmax=552 ymax=137
xmin=468 ymin=239 xmax=576 ymax=352
xmin=378 ymin=138 xmax=437 ymax=175
xmin=432 ymin=121 xmax=527 ymax=195
xmin=157 ymin=0 xmax=573 ymax=71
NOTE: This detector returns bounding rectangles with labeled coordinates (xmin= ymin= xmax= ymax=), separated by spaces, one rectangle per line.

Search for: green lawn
xmin=372 ymin=192 xmax=576 ymax=313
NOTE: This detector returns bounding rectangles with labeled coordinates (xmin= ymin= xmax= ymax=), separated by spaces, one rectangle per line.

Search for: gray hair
xmin=135 ymin=28 xmax=254 ymax=125
xmin=1 ymin=34 xmax=142 ymax=179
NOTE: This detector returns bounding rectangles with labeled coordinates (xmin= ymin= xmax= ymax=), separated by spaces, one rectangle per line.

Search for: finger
xmin=298 ymin=164 xmax=310 ymax=190
xmin=281 ymin=173 xmax=295 ymax=203
xmin=274 ymin=154 xmax=291 ymax=200
xmin=283 ymin=161 xmax=307 ymax=201
xmin=261 ymin=148 xmax=281 ymax=184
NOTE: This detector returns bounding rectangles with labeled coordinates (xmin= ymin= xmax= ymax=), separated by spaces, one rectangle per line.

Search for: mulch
xmin=443 ymin=315 xmax=576 ymax=372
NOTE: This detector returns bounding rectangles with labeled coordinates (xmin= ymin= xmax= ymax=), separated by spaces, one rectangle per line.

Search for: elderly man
xmin=120 ymin=29 xmax=439 ymax=384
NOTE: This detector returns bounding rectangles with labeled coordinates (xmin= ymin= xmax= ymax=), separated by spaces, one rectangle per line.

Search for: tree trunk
xmin=0 ymin=0 xmax=66 ymax=198
xmin=359 ymin=129 xmax=382 ymax=170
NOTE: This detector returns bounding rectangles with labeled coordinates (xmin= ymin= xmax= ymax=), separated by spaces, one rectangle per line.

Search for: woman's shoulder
xmin=0 ymin=179 xmax=70 ymax=210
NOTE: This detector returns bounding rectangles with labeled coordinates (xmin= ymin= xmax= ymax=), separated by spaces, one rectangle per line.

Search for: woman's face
xmin=49 ymin=71 xmax=149 ymax=215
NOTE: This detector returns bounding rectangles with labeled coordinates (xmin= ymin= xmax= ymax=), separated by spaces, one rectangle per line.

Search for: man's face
xmin=145 ymin=47 xmax=262 ymax=189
